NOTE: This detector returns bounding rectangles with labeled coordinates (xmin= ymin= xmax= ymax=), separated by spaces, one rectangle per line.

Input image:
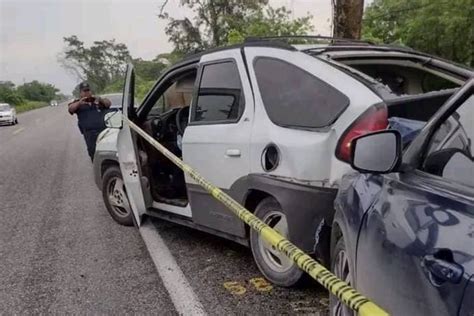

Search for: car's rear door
xmin=181 ymin=49 xmax=254 ymax=237
xmin=116 ymin=64 xmax=150 ymax=225
xmin=355 ymin=84 xmax=474 ymax=315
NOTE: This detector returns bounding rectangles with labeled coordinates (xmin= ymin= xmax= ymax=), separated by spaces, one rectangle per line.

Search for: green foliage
xmin=0 ymin=81 xmax=24 ymax=106
xmin=160 ymin=0 xmax=268 ymax=54
xmin=133 ymin=58 xmax=167 ymax=81
xmin=59 ymin=35 xmax=131 ymax=93
xmin=101 ymin=57 xmax=166 ymax=103
xmin=160 ymin=0 xmax=313 ymax=55
xmin=226 ymin=6 xmax=314 ymax=45
xmin=15 ymin=101 xmax=48 ymax=113
xmin=363 ymin=0 xmax=474 ymax=66
xmin=17 ymin=80 xmax=59 ymax=102
xmin=0 ymin=81 xmax=57 ymax=113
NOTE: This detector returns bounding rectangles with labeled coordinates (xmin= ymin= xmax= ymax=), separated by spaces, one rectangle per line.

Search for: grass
xmin=15 ymin=101 xmax=49 ymax=113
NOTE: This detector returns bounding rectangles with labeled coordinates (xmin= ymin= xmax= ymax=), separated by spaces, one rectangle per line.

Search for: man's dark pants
xmin=83 ymin=129 xmax=102 ymax=161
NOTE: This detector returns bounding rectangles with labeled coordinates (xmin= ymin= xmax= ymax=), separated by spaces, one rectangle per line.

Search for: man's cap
xmin=78 ymin=82 xmax=91 ymax=91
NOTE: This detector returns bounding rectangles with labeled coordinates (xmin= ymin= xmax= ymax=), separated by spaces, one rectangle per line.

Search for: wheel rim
xmin=106 ymin=176 xmax=131 ymax=218
xmin=257 ymin=210 xmax=294 ymax=273
xmin=332 ymin=248 xmax=354 ymax=316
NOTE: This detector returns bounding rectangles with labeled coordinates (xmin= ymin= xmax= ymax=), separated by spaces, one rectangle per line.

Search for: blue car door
xmin=356 ymin=91 xmax=474 ymax=315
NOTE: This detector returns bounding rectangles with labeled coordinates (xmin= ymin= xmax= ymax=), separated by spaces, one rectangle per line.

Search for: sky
xmin=0 ymin=0 xmax=334 ymax=94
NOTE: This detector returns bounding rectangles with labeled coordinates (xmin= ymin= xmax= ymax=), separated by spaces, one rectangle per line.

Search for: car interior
xmin=137 ymin=69 xmax=197 ymax=206
xmin=337 ymin=58 xmax=462 ymax=95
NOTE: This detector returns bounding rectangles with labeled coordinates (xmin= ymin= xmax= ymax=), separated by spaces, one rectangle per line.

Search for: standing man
xmin=68 ymin=82 xmax=112 ymax=161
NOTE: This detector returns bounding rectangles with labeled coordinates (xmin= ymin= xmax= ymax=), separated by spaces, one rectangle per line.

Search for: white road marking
xmin=12 ymin=127 xmax=25 ymax=135
xmin=140 ymin=220 xmax=207 ymax=316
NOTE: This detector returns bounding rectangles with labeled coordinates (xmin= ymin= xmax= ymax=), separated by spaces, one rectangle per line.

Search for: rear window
xmin=254 ymin=57 xmax=349 ymax=128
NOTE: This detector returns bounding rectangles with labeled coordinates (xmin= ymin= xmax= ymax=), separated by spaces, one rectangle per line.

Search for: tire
xmin=102 ymin=166 xmax=134 ymax=226
xmin=15 ymin=118 xmax=18 ymax=124
xmin=329 ymin=234 xmax=355 ymax=316
xmin=250 ymin=197 xmax=304 ymax=287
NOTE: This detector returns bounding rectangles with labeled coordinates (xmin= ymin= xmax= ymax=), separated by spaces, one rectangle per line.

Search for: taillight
xmin=336 ymin=103 xmax=388 ymax=163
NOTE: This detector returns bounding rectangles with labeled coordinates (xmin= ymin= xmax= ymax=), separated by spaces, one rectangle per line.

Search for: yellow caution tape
xmin=124 ymin=116 xmax=389 ymax=316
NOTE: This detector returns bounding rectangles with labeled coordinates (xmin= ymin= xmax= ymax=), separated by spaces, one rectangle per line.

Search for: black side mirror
xmin=351 ymin=130 xmax=402 ymax=174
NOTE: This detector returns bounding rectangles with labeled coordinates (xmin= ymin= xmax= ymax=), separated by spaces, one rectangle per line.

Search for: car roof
xmin=177 ymin=37 xmax=471 ymax=73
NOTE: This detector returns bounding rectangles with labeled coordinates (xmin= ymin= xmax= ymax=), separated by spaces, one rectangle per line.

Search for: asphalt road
xmin=0 ymin=105 xmax=328 ymax=315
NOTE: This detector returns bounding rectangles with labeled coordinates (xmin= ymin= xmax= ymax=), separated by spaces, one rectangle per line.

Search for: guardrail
xmin=124 ymin=116 xmax=389 ymax=316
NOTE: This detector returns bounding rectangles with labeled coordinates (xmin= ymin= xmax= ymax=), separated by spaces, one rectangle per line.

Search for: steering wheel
xmin=175 ymin=106 xmax=190 ymax=136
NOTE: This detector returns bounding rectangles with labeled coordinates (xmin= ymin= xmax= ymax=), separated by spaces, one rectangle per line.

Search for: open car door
xmin=117 ymin=63 xmax=149 ymax=226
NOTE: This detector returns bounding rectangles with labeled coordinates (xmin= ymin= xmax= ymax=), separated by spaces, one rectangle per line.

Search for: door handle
xmin=225 ymin=149 xmax=241 ymax=157
xmin=422 ymin=254 xmax=464 ymax=285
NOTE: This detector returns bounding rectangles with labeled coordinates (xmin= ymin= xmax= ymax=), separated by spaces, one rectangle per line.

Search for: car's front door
xmin=117 ymin=64 xmax=150 ymax=225
xmin=356 ymin=87 xmax=474 ymax=315
xmin=182 ymin=49 xmax=253 ymax=237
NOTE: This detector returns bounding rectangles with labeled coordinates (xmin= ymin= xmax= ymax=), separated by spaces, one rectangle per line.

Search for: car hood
xmin=0 ymin=111 xmax=13 ymax=115
xmin=96 ymin=128 xmax=119 ymax=152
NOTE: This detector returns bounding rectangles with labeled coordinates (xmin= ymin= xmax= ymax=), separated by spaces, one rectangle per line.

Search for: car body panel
xmin=460 ymin=276 xmax=474 ymax=316
xmin=116 ymin=64 xmax=150 ymax=225
xmin=182 ymin=48 xmax=254 ymax=236
xmin=355 ymin=172 xmax=473 ymax=315
xmin=243 ymin=47 xmax=383 ymax=187
xmin=334 ymin=80 xmax=474 ymax=315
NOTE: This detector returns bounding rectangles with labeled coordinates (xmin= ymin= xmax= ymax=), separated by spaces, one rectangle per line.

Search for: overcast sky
xmin=0 ymin=0 xmax=334 ymax=94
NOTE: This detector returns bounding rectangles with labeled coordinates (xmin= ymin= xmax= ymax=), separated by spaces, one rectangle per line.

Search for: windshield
xmin=0 ymin=104 xmax=11 ymax=111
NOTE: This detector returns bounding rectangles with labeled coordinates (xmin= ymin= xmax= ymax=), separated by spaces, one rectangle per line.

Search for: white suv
xmin=93 ymin=38 xmax=472 ymax=286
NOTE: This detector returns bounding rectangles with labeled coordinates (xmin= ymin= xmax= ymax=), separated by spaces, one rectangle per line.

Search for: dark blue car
xmin=331 ymin=79 xmax=474 ymax=316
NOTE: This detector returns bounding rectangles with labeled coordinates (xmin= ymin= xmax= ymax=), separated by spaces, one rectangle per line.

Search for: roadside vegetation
xmin=363 ymin=0 xmax=473 ymax=67
xmin=56 ymin=0 xmax=472 ymax=102
xmin=0 ymin=80 xmax=65 ymax=113
xmin=58 ymin=1 xmax=313 ymax=102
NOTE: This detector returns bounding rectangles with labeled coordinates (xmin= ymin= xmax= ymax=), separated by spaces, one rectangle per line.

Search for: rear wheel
xmin=330 ymin=235 xmax=355 ymax=316
xmin=250 ymin=197 xmax=304 ymax=287
xmin=102 ymin=166 xmax=134 ymax=226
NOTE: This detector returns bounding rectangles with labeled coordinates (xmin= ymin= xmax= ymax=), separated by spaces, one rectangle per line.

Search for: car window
xmin=254 ymin=57 xmax=349 ymax=128
xmin=422 ymin=94 xmax=474 ymax=187
xmin=0 ymin=104 xmax=11 ymax=111
xmin=149 ymin=95 xmax=168 ymax=116
xmin=191 ymin=61 xmax=243 ymax=123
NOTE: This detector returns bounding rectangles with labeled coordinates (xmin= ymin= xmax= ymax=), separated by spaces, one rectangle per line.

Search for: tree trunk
xmin=333 ymin=0 xmax=365 ymax=39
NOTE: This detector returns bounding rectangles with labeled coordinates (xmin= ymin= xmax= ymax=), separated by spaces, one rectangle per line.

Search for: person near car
xmin=68 ymin=82 xmax=111 ymax=161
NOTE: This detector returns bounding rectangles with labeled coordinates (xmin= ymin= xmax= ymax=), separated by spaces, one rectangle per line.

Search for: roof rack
xmin=244 ymin=35 xmax=374 ymax=46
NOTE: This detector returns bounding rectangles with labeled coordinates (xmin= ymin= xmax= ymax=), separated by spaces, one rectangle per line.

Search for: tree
xmin=363 ymin=0 xmax=473 ymax=66
xmin=58 ymin=35 xmax=131 ymax=93
xmin=133 ymin=58 xmax=167 ymax=81
xmin=333 ymin=0 xmax=365 ymax=39
xmin=0 ymin=81 xmax=24 ymax=105
xmin=226 ymin=6 xmax=313 ymax=45
xmin=159 ymin=0 xmax=313 ymax=55
xmin=17 ymin=80 xmax=59 ymax=102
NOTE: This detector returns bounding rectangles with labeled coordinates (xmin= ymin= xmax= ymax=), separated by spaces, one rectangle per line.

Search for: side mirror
xmin=104 ymin=110 xmax=122 ymax=128
xmin=351 ymin=130 xmax=402 ymax=174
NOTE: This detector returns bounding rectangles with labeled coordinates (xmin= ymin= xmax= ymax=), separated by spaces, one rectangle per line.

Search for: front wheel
xmin=102 ymin=166 xmax=134 ymax=226
xmin=329 ymin=235 xmax=355 ymax=316
xmin=250 ymin=197 xmax=304 ymax=287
